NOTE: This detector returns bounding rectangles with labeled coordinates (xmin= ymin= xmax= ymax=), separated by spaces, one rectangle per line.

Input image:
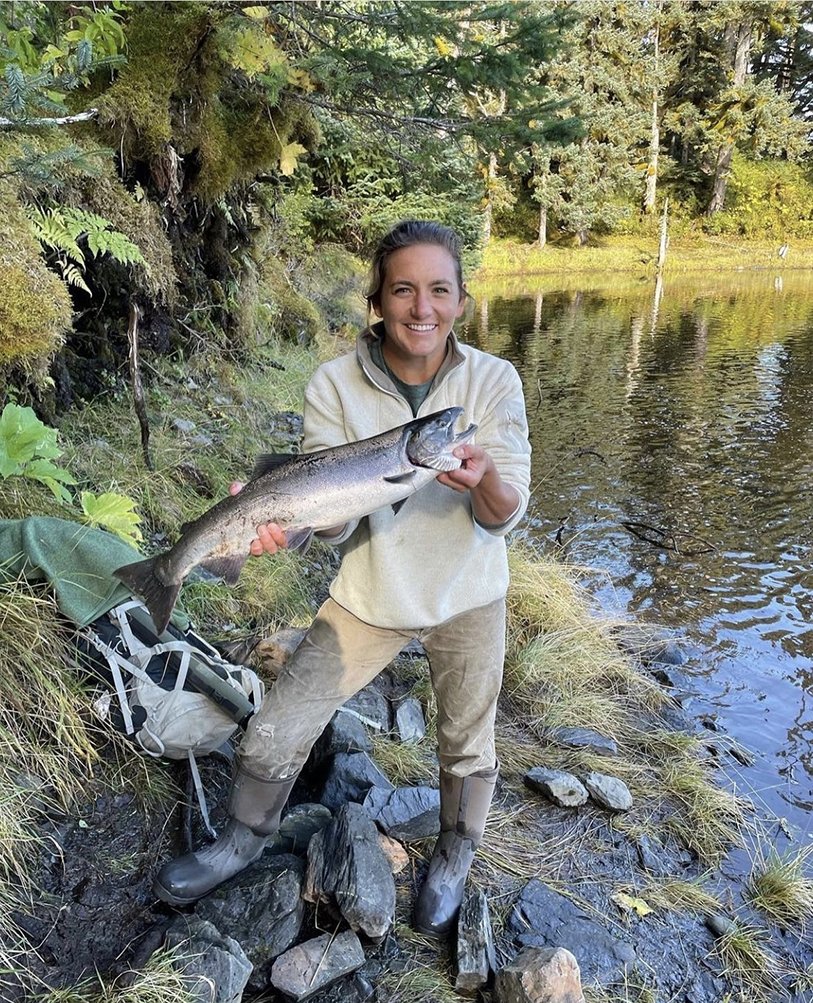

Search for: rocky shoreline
xmin=11 ymin=619 xmax=807 ymax=1003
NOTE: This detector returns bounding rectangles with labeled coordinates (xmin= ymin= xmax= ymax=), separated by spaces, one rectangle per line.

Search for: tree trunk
xmin=482 ymin=151 xmax=497 ymax=244
xmin=707 ymin=19 xmax=752 ymax=215
xmin=537 ymin=205 xmax=547 ymax=248
xmin=643 ymin=15 xmax=660 ymax=214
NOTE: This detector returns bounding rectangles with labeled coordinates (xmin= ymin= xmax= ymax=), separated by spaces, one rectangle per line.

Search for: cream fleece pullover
xmin=302 ymin=328 xmax=531 ymax=629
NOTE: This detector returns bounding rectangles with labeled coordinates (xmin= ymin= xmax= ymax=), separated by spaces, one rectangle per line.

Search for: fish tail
xmin=113 ymin=557 xmax=181 ymax=635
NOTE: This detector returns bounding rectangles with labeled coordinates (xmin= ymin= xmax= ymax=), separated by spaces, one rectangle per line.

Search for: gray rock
xmin=189 ymin=433 xmax=214 ymax=448
xmin=495 ymin=946 xmax=585 ymax=1003
xmin=508 ymin=879 xmax=635 ymax=985
xmin=635 ymin=833 xmax=673 ymax=876
xmin=320 ymin=752 xmax=394 ymax=811
xmin=456 ymin=888 xmax=495 ymax=995
xmin=304 ymin=802 xmax=395 ymax=939
xmin=172 ymin=417 xmax=196 ymax=434
xmin=195 ymin=854 xmax=305 ymax=990
xmin=271 ymin=930 xmax=365 ymax=1001
xmin=550 ymin=727 xmax=618 ymax=757
xmin=524 ymin=768 xmax=588 ymax=808
xmin=582 ymin=772 xmax=633 ymax=812
xmin=313 ymin=712 xmax=372 ymax=764
xmin=341 ymin=687 xmax=391 ymax=732
xmin=164 ymin=915 xmax=252 ymax=1003
xmin=266 ymin=804 xmax=333 ymax=855
xmin=363 ymin=785 xmax=440 ymax=842
xmin=394 ymin=697 xmax=426 ymax=743
xmin=705 ymin=914 xmax=736 ymax=938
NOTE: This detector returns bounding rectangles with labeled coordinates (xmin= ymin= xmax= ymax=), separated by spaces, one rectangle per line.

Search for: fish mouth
xmin=453 ymin=422 xmax=477 ymax=445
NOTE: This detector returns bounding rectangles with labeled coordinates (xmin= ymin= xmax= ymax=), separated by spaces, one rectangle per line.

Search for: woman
xmin=155 ymin=220 xmax=531 ymax=937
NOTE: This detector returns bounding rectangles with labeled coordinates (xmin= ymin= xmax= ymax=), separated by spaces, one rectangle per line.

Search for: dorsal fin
xmin=252 ymin=453 xmax=297 ymax=479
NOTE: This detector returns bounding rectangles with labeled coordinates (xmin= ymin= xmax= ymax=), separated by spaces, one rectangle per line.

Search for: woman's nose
xmin=411 ymin=290 xmax=432 ymax=317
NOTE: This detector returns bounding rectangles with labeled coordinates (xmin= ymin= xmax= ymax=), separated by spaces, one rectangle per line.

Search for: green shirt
xmin=369 ymin=337 xmax=434 ymax=416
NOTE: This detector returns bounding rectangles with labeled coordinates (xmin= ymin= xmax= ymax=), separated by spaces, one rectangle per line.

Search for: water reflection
xmin=461 ymin=272 xmax=813 ymax=830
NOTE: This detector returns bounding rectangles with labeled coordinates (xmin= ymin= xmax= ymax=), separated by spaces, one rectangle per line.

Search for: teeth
xmin=408 ymin=324 xmax=436 ymax=331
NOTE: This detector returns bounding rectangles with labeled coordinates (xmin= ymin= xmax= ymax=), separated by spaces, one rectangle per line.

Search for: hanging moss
xmin=0 ymin=192 xmax=73 ymax=367
xmin=259 ymin=256 xmax=321 ymax=345
xmin=94 ymin=3 xmax=320 ymax=204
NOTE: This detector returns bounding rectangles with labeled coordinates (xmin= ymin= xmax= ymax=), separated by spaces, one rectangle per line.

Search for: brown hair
xmin=365 ymin=220 xmax=467 ymax=315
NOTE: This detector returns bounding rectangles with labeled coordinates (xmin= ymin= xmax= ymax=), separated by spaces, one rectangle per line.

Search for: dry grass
xmin=636 ymin=877 xmax=722 ymax=917
xmin=33 ymin=947 xmax=198 ymax=1002
xmin=747 ymin=845 xmax=813 ymax=929
xmin=710 ymin=923 xmax=785 ymax=1003
xmin=370 ymin=733 xmax=437 ymax=786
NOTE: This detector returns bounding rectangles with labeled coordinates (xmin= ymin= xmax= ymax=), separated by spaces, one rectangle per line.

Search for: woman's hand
xmin=229 ymin=481 xmax=288 ymax=556
xmin=435 ymin=448 xmax=520 ymax=526
xmin=435 ymin=444 xmax=492 ymax=493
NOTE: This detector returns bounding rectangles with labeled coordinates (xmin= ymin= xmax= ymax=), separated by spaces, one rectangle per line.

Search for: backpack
xmin=77 ymin=598 xmax=265 ymax=835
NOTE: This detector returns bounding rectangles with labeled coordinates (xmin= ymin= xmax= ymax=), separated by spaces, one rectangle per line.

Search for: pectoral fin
xmin=384 ymin=471 xmax=416 ymax=484
xmin=285 ymin=527 xmax=314 ymax=553
xmin=199 ymin=554 xmax=248 ymax=585
xmin=252 ymin=453 xmax=297 ymax=478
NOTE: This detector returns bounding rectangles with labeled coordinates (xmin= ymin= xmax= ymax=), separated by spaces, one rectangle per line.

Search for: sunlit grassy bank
xmin=478 ymin=235 xmax=813 ymax=280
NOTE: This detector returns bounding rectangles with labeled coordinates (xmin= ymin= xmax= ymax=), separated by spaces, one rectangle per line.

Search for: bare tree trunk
xmin=707 ymin=19 xmax=752 ymax=215
xmin=482 ymin=151 xmax=498 ymax=245
xmin=537 ymin=205 xmax=547 ymax=248
xmin=127 ymin=304 xmax=153 ymax=471
xmin=644 ymin=14 xmax=661 ymax=214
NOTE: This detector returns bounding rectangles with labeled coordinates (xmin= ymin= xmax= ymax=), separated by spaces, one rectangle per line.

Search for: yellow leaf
xmin=287 ymin=66 xmax=315 ymax=93
xmin=242 ymin=6 xmax=269 ymax=18
xmin=612 ymin=892 xmax=653 ymax=918
xmin=433 ymin=35 xmax=452 ymax=57
xmin=279 ymin=141 xmax=306 ymax=177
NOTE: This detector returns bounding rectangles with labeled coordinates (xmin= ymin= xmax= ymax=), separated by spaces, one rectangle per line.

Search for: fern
xmin=27 ymin=205 xmax=146 ymax=297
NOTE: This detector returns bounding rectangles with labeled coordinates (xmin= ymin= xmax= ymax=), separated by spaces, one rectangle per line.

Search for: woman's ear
xmin=455 ymin=285 xmax=468 ymax=318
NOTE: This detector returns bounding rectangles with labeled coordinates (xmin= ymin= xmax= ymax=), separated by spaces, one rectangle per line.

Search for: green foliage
xmin=700 ymin=155 xmax=813 ymax=238
xmin=80 ymin=490 xmax=143 ymax=546
xmin=27 ymin=204 xmax=145 ymax=294
xmin=0 ymin=2 xmax=126 ymax=122
xmin=0 ymin=403 xmax=76 ymax=502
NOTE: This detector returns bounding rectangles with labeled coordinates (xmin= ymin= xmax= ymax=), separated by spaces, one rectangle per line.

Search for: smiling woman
xmin=153 ymin=219 xmax=532 ymax=941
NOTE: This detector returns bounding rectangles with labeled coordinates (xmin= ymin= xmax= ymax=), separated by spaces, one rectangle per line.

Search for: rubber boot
xmin=153 ymin=764 xmax=297 ymax=906
xmin=413 ymin=762 xmax=498 ymax=938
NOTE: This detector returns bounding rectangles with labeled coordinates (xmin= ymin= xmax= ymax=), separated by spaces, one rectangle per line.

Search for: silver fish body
xmin=114 ymin=407 xmax=476 ymax=633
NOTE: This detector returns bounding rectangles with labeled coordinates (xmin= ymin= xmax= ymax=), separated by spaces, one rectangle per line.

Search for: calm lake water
xmin=462 ymin=270 xmax=813 ymax=843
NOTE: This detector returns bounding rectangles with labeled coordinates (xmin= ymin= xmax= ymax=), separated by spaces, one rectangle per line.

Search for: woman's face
xmin=373 ymin=243 xmax=466 ymax=373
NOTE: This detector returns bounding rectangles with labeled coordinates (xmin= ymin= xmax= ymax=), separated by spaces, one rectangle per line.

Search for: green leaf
xmin=80 ymin=491 xmax=143 ymax=545
xmin=22 ymin=458 xmax=77 ymax=503
xmin=0 ymin=404 xmax=62 ymax=477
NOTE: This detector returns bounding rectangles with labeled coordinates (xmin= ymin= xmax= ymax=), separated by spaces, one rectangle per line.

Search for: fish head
xmin=405 ymin=407 xmax=478 ymax=472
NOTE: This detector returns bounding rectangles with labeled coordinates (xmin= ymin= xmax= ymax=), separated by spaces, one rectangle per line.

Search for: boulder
xmin=312 ymin=711 xmax=372 ymax=763
xmin=267 ymin=803 xmax=333 ymax=855
xmin=456 ymin=888 xmax=495 ymax=995
xmin=341 ymin=686 xmax=391 ymax=732
xmin=495 ymin=946 xmax=585 ymax=1003
xmin=271 ymin=930 xmax=366 ymax=1000
xmin=363 ymin=785 xmax=440 ymax=842
xmin=508 ymin=880 xmax=635 ymax=985
xmin=582 ymin=772 xmax=633 ymax=812
xmin=195 ymin=854 xmax=305 ymax=990
xmin=523 ymin=768 xmax=588 ymax=808
xmin=394 ymin=697 xmax=426 ymax=743
xmin=164 ymin=915 xmax=252 ymax=1003
xmin=304 ymin=803 xmax=395 ymax=939
xmin=320 ymin=752 xmax=394 ymax=811
xmin=550 ymin=728 xmax=617 ymax=757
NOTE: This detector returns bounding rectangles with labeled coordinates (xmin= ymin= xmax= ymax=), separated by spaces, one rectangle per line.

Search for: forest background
xmin=2 ymin=0 xmax=813 ymax=419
